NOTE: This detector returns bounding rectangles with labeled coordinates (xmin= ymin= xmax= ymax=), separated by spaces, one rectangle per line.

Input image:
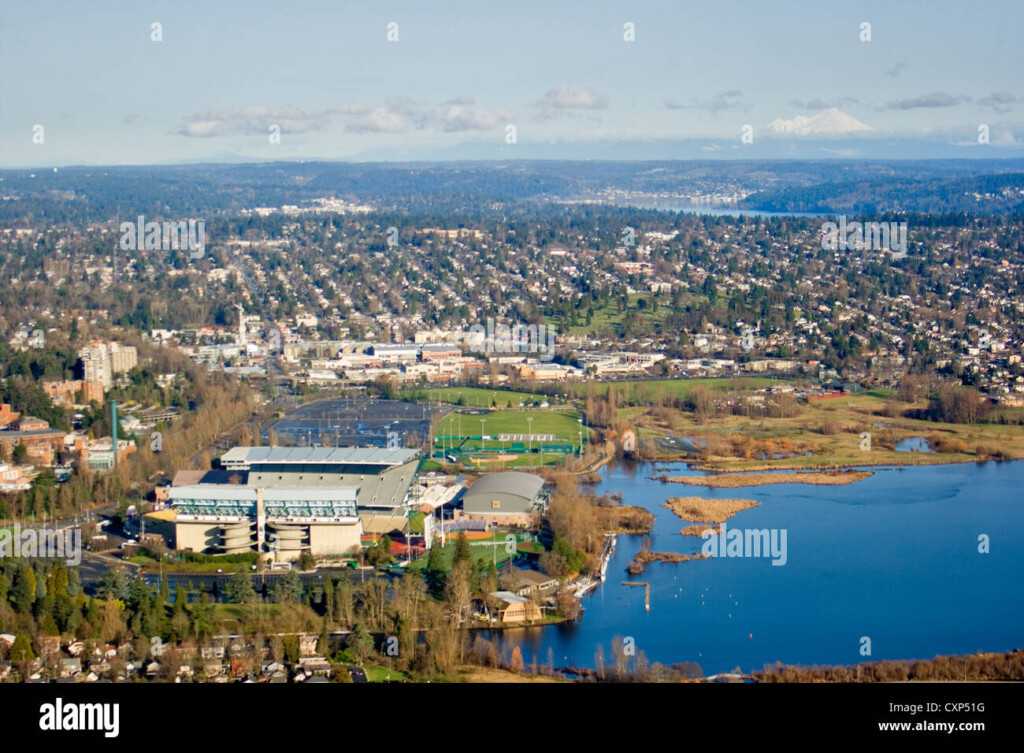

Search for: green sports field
xmin=436 ymin=409 xmax=590 ymax=446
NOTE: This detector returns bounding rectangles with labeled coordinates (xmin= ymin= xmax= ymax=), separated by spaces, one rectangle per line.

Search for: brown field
xmin=470 ymin=454 xmax=519 ymax=464
xmin=593 ymin=504 xmax=655 ymax=534
xmin=455 ymin=666 xmax=567 ymax=683
xmin=680 ymin=524 xmax=717 ymax=537
xmin=663 ymin=496 xmax=760 ymax=523
xmin=664 ymin=470 xmax=872 ymax=488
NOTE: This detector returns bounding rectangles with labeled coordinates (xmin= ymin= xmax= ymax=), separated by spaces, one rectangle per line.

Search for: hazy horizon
xmin=2 ymin=0 xmax=1022 ymax=168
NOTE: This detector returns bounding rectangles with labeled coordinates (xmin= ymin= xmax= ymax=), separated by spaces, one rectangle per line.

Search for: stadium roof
xmin=169 ymin=486 xmax=358 ymax=503
xmin=462 ymin=473 xmax=544 ymax=504
xmin=170 ymin=485 xmax=257 ymax=502
xmin=220 ymin=446 xmax=419 ymax=467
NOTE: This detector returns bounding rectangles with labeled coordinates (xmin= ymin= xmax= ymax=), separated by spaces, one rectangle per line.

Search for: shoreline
xmin=660 ymin=470 xmax=873 ymax=488
xmin=686 ymin=454 xmax=1012 ymax=473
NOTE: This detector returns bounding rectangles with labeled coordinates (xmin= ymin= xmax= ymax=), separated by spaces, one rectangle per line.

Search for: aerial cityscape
xmin=1 ymin=0 xmax=1019 ymax=740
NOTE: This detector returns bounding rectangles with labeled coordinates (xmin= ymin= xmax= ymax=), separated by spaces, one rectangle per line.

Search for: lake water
xmin=485 ymin=459 xmax=1024 ymax=676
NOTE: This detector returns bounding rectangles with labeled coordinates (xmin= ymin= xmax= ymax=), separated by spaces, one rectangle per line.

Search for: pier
xmin=622 ymin=581 xmax=651 ymax=611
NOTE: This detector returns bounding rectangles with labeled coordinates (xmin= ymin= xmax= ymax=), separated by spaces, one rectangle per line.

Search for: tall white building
xmin=79 ymin=342 xmax=137 ymax=389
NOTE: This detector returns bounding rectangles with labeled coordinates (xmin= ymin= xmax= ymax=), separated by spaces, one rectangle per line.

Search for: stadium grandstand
xmin=167 ymin=446 xmax=421 ymax=562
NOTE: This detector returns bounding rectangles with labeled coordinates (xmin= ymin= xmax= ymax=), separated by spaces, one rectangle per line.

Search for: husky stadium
xmin=168 ymin=446 xmax=421 ymax=563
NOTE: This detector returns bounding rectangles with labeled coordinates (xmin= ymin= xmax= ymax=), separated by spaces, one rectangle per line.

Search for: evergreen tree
xmin=347 ymin=622 xmax=374 ymax=664
xmin=67 ymin=567 xmax=81 ymax=597
xmin=272 ymin=570 xmax=303 ymax=604
xmin=12 ymin=563 xmax=35 ymax=612
xmin=174 ymin=584 xmax=188 ymax=612
xmin=9 ymin=633 xmax=35 ymax=663
xmin=425 ymin=544 xmax=447 ymax=599
xmin=454 ymin=530 xmax=471 ymax=566
xmin=225 ymin=571 xmax=255 ymax=603
xmin=49 ymin=563 xmax=69 ymax=597
xmin=323 ymin=577 xmax=335 ymax=621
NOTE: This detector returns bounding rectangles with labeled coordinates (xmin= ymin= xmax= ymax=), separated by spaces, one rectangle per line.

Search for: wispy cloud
xmin=667 ymin=90 xmax=743 ymax=115
xmin=882 ymin=92 xmax=971 ymax=110
xmin=180 ymin=97 xmax=510 ymax=137
xmin=789 ymin=96 xmax=861 ymax=111
xmin=976 ymin=91 xmax=1018 ymax=113
xmin=538 ymin=86 xmax=608 ymax=111
xmin=179 ymin=105 xmax=327 ymax=137
xmin=886 ymin=61 xmax=909 ymax=78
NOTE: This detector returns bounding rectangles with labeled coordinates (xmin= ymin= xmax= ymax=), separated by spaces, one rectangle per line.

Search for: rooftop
xmin=220 ymin=446 xmax=419 ymax=467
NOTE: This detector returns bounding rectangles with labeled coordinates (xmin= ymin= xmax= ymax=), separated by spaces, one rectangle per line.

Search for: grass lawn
xmin=547 ymin=292 xmax=676 ymax=336
xmin=407 ymin=532 xmax=527 ymax=573
xmin=365 ymin=665 xmax=412 ymax=683
xmin=140 ymin=560 xmax=253 ymax=574
xmin=566 ymin=376 xmax=781 ymax=403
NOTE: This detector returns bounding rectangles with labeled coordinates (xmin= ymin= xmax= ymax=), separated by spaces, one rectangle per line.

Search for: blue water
xmin=895 ymin=436 xmax=932 ymax=453
xmin=487 ymin=460 xmax=1024 ymax=675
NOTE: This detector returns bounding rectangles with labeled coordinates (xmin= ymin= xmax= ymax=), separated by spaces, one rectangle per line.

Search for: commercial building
xmin=43 ymin=379 xmax=105 ymax=406
xmin=76 ymin=437 xmax=136 ymax=471
xmin=0 ymin=415 xmax=66 ymax=465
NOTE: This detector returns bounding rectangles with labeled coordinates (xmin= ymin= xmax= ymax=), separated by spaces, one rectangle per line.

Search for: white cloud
xmin=179 ymin=105 xmax=326 ymax=137
xmin=346 ymin=106 xmax=411 ymax=133
xmin=431 ymin=105 xmax=511 ymax=132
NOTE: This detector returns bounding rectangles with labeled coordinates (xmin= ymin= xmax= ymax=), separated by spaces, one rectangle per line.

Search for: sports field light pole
xmin=527 ymin=416 xmax=534 ymax=453
xmin=480 ymin=419 xmax=486 ymax=452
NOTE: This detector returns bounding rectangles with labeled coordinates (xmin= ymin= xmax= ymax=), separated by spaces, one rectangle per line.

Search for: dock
xmin=622 ymin=581 xmax=651 ymax=611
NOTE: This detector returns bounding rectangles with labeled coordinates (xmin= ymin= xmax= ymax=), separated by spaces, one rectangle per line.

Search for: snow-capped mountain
xmin=767 ymin=108 xmax=874 ymax=136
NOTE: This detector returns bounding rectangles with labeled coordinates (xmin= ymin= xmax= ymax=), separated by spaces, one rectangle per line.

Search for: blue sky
xmin=1 ymin=0 xmax=1021 ymax=166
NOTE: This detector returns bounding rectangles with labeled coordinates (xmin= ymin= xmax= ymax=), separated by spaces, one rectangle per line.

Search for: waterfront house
xmin=489 ymin=591 xmax=543 ymax=623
